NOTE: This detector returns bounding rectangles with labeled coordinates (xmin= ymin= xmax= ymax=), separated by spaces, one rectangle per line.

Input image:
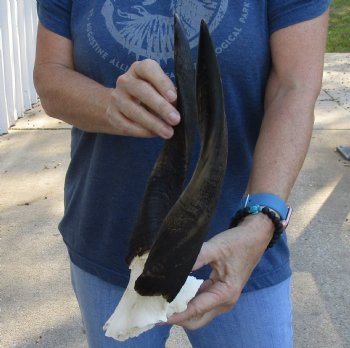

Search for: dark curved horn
xmin=135 ymin=19 xmax=228 ymax=302
xmin=126 ymin=15 xmax=197 ymax=265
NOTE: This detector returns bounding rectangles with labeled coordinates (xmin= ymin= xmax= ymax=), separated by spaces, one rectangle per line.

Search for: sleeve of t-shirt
xmin=36 ymin=0 xmax=72 ymax=40
xmin=268 ymin=0 xmax=332 ymax=34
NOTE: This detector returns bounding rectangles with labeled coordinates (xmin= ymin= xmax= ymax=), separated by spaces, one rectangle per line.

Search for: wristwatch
xmin=239 ymin=193 xmax=293 ymax=228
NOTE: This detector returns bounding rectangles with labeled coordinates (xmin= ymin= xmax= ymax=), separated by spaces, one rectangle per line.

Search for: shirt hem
xmin=65 ymin=242 xmax=130 ymax=289
xmin=65 ymin=240 xmax=292 ymax=293
xmin=242 ymin=262 xmax=292 ymax=293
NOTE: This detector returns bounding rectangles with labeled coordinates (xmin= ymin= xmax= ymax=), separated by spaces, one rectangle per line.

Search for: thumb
xmin=192 ymin=241 xmax=217 ymax=271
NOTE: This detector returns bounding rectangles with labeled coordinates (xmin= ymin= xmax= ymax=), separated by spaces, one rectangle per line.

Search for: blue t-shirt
xmin=37 ymin=0 xmax=330 ymax=291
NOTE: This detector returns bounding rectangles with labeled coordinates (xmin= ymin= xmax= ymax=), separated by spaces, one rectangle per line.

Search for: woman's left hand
xmin=167 ymin=214 xmax=274 ymax=330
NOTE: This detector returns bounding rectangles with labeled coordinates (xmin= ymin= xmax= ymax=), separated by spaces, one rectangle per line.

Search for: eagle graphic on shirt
xmin=101 ymin=0 xmax=228 ymax=63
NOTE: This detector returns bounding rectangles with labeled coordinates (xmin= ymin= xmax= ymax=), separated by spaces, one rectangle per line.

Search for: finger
xmin=168 ymin=288 xmax=223 ymax=324
xmin=131 ymin=59 xmax=177 ymax=103
xmin=173 ymin=305 xmax=227 ymax=330
xmin=122 ymin=76 xmax=180 ymax=126
xmin=168 ymin=283 xmax=237 ymax=330
xmin=107 ymin=105 xmax=156 ymax=138
xmin=168 ymin=293 xmax=229 ymax=330
xmin=197 ymin=278 xmax=215 ymax=293
xmin=168 ymin=277 xmax=238 ymax=325
xmin=111 ymin=89 xmax=174 ymax=139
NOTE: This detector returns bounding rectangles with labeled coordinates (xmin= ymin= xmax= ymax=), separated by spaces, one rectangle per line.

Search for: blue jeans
xmin=70 ymin=262 xmax=293 ymax=348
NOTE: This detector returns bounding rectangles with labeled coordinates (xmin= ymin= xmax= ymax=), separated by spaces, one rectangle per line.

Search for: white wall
xmin=0 ymin=0 xmax=38 ymax=134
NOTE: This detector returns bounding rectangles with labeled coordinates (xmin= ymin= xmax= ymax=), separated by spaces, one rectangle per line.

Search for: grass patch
xmin=327 ymin=0 xmax=350 ymax=52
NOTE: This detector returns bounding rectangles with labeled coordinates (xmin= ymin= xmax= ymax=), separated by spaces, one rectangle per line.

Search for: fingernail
xmin=161 ymin=126 xmax=173 ymax=139
xmin=166 ymin=89 xmax=177 ymax=102
xmin=168 ymin=111 xmax=180 ymax=125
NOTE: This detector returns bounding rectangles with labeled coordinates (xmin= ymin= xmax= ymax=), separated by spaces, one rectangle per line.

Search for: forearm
xmin=241 ymin=80 xmax=317 ymax=244
xmin=245 ymin=10 xmax=328 ymax=204
xmin=242 ymin=12 xmax=328 ymax=244
xmin=34 ymin=63 xmax=113 ymax=133
xmin=246 ymin=81 xmax=316 ymax=201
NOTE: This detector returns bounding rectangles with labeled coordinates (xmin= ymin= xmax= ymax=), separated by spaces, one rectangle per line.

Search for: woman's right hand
xmin=107 ymin=59 xmax=180 ymax=139
xmin=35 ymin=24 xmax=179 ymax=138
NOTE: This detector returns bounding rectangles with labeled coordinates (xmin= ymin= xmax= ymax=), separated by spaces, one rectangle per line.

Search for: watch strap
xmin=239 ymin=193 xmax=292 ymax=224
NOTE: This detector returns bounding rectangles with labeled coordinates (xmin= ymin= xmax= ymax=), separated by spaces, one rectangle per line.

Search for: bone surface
xmin=103 ymin=253 xmax=203 ymax=341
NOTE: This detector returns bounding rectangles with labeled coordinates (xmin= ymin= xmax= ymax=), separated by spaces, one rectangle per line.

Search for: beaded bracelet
xmin=230 ymin=205 xmax=286 ymax=248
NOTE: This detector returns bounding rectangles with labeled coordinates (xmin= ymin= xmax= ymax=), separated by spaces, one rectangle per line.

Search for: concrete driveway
xmin=0 ymin=53 xmax=349 ymax=348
